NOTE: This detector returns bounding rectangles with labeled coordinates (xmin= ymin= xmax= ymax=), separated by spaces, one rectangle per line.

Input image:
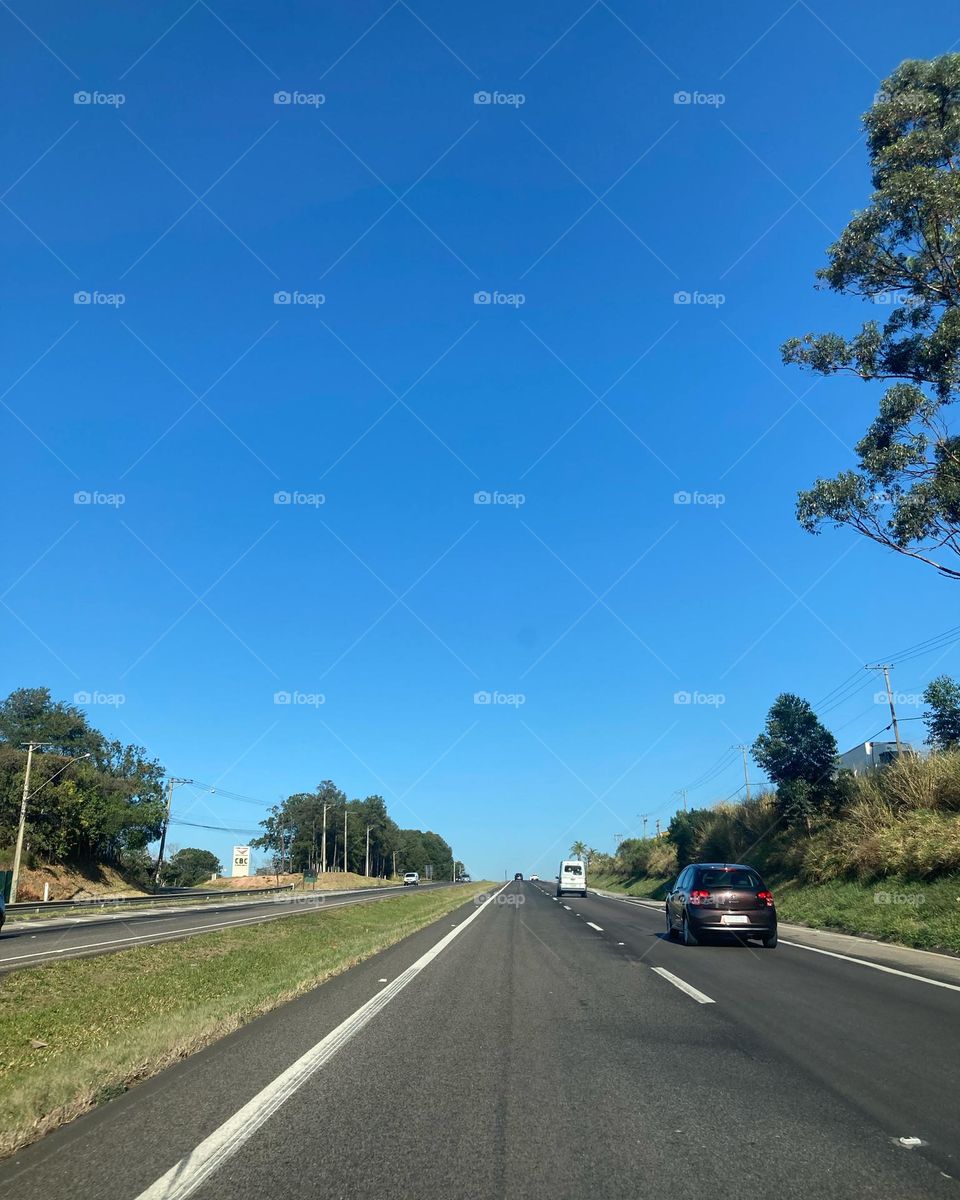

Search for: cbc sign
xmin=232 ymin=845 xmax=251 ymax=877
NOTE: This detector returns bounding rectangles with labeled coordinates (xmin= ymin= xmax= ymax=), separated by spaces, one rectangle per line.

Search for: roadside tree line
xmin=251 ymin=783 xmax=455 ymax=879
xmin=0 ymin=687 xmax=460 ymax=888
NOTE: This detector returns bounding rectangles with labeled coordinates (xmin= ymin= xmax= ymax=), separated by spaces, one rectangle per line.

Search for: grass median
xmin=0 ymin=882 xmax=491 ymax=1157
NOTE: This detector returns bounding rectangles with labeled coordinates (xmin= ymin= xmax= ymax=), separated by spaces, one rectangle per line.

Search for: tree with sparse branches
xmin=783 ymin=54 xmax=960 ymax=579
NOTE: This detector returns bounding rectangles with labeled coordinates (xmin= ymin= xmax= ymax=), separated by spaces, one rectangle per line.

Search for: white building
xmin=839 ymin=740 xmax=913 ymax=775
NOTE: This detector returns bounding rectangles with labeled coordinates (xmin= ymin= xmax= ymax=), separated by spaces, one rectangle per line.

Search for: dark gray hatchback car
xmin=665 ymin=863 xmax=777 ymax=947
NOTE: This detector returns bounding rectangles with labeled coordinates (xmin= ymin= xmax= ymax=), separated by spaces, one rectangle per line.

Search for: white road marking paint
xmin=617 ymin=942 xmax=625 ymax=946
xmin=135 ymin=883 xmax=510 ymax=1200
xmin=586 ymin=922 xmax=603 ymax=932
xmin=651 ymin=966 xmax=715 ymax=1005
xmin=779 ymin=939 xmax=960 ymax=994
xmin=593 ymin=891 xmax=960 ymax=993
xmin=562 ymin=905 xmax=571 ymax=910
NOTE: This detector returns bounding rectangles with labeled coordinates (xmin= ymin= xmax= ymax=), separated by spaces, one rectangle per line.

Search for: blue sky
xmin=3 ymin=0 xmax=959 ymax=880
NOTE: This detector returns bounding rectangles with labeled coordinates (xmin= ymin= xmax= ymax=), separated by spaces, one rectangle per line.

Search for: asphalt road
xmin=0 ymin=881 xmax=454 ymax=972
xmin=1 ymin=880 xmax=957 ymax=1199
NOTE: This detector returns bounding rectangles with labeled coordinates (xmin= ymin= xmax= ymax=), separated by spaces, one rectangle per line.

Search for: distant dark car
xmin=514 ymin=872 xmax=523 ymax=881
xmin=665 ymin=863 xmax=777 ymax=947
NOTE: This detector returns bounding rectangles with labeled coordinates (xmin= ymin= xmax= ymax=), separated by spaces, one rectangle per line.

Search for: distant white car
xmin=530 ymin=873 xmax=539 ymax=881
xmin=403 ymin=871 xmax=420 ymax=886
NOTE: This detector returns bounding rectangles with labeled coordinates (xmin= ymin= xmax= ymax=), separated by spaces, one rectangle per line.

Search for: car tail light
xmin=756 ymin=890 xmax=774 ymax=907
xmin=689 ymin=889 xmax=711 ymax=906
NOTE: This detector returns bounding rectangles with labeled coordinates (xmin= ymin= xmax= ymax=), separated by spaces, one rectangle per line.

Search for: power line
xmin=182 ymin=781 xmax=273 ymax=808
xmin=884 ymin=623 xmax=960 ymax=666
xmin=169 ymin=817 xmax=262 ymax=836
xmin=681 ymin=747 xmax=738 ymax=792
xmin=814 ymin=666 xmax=869 ymax=709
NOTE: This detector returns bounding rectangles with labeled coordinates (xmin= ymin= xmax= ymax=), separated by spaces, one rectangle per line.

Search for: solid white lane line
xmin=588 ymin=888 xmax=960 ymax=988
xmin=135 ymin=883 xmax=510 ymax=1200
xmin=651 ymin=966 xmax=715 ymax=1005
xmin=586 ymin=922 xmax=603 ymax=932
xmin=779 ymin=939 xmax=960 ymax=994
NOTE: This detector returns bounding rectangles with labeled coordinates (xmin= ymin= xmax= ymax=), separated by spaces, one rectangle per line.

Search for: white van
xmin=557 ymin=859 xmax=587 ymax=898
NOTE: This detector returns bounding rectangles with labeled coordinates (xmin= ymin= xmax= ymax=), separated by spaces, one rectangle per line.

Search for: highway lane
xmin=0 ymin=882 xmax=455 ymax=973
xmin=0 ymin=880 xmax=955 ymax=1198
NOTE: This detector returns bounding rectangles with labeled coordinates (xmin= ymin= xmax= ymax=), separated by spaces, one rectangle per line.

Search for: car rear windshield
xmin=695 ymin=868 xmax=762 ymax=890
xmin=563 ymin=864 xmax=583 ymax=876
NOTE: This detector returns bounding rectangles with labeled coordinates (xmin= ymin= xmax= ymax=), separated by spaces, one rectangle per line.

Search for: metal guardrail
xmin=7 ymin=883 xmax=296 ymax=915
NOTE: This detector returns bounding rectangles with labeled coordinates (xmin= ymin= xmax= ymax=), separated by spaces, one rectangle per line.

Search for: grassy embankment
xmin=591 ymin=752 xmax=960 ymax=953
xmin=0 ymin=882 xmax=490 ymax=1157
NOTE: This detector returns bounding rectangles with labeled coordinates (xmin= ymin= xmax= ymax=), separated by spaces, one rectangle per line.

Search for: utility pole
xmin=867 ymin=664 xmax=903 ymax=754
xmin=732 ymin=745 xmax=750 ymax=802
xmin=365 ymin=824 xmax=370 ymax=877
xmin=655 ymin=818 xmax=661 ymax=839
xmin=154 ymin=776 xmax=192 ymax=886
xmin=614 ymin=833 xmax=624 ymax=851
xmin=392 ymin=848 xmax=397 ymax=878
xmin=675 ymin=788 xmax=687 ymax=812
xmin=321 ymin=803 xmax=327 ymax=873
xmin=12 ymin=746 xmax=92 ymax=902
xmin=11 ymin=742 xmax=43 ymax=904
xmin=343 ymin=808 xmax=348 ymax=873
xmin=639 ymin=814 xmax=649 ymax=839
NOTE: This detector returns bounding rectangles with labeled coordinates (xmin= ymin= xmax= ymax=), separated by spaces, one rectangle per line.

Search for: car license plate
xmin=720 ymin=914 xmax=749 ymax=925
